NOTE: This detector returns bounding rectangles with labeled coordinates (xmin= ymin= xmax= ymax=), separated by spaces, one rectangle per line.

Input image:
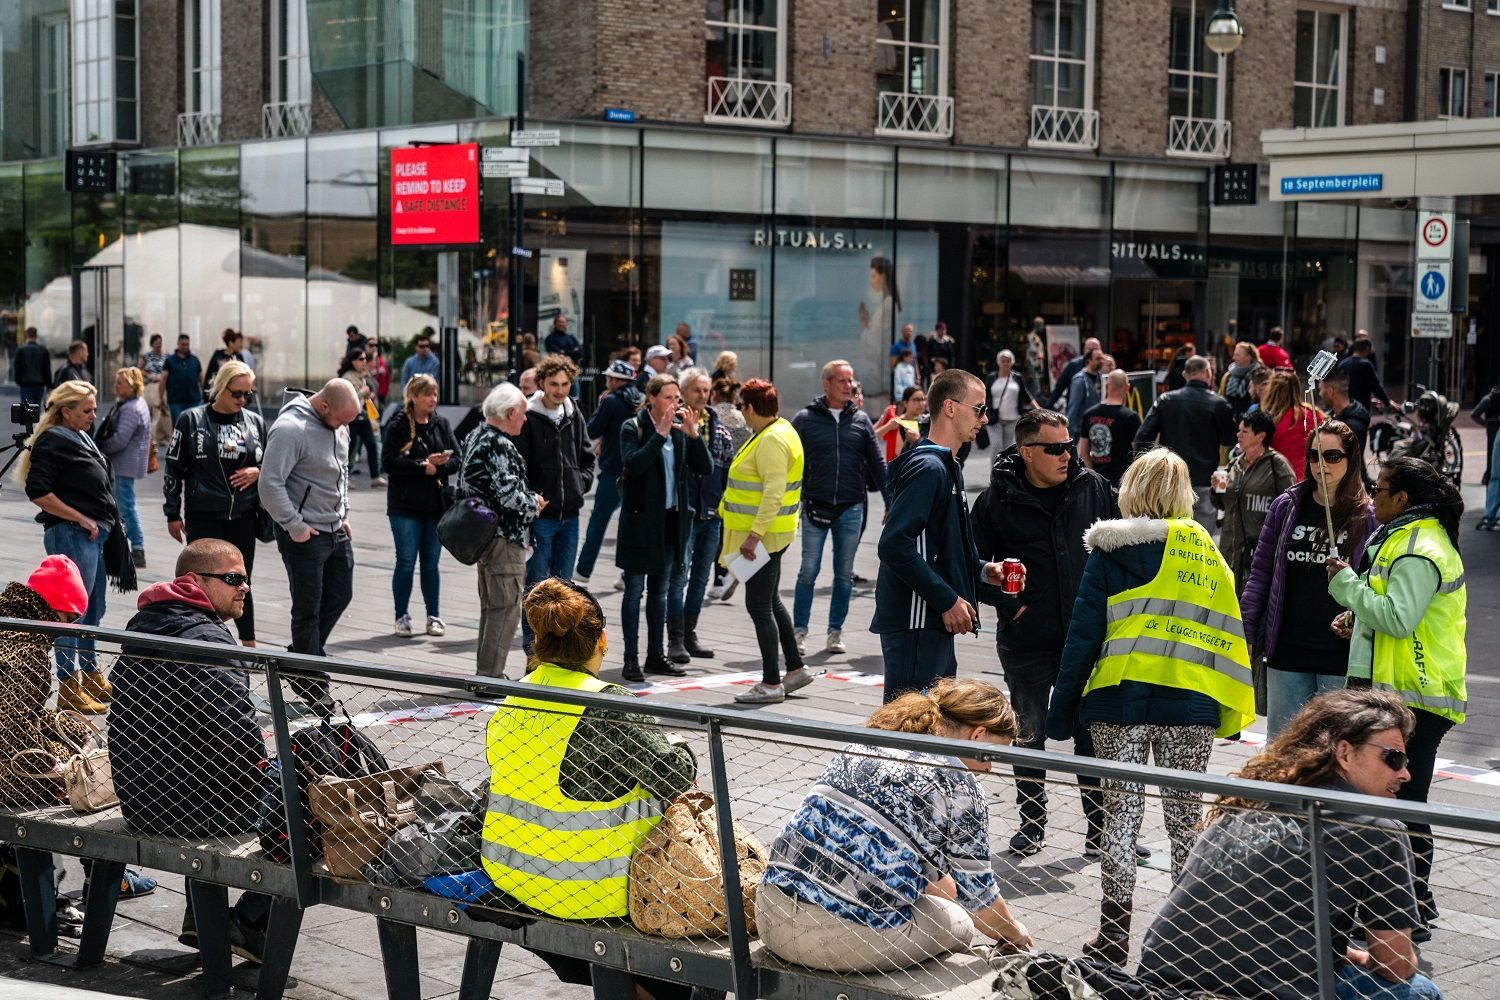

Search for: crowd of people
xmin=0 ymin=316 xmax=1472 ymax=997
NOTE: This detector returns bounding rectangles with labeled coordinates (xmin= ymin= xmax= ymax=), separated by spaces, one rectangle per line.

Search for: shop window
xmin=1029 ymin=0 xmax=1098 ymax=149
xmin=1438 ymin=66 xmax=1468 ymax=119
xmin=1484 ymin=71 xmax=1499 ymax=116
xmin=875 ymin=0 xmax=952 ymax=138
xmin=182 ymin=0 xmax=222 ymax=145
xmin=1166 ymin=0 xmax=1228 ymax=158
xmin=40 ymin=14 xmax=69 ymax=156
xmin=1293 ymin=9 xmax=1344 ymax=128
xmin=705 ymin=1 xmax=789 ymax=126
xmin=266 ymin=0 xmax=312 ymax=137
xmin=71 ymin=0 xmax=138 ymax=145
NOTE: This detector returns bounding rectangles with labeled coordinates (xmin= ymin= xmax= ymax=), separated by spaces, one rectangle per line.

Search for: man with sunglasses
xmin=400 ymin=330 xmax=441 ymax=389
xmin=1134 ymin=355 xmax=1236 ymax=533
xmin=973 ymin=408 xmax=1117 ymax=857
xmin=873 ymin=369 xmax=1008 ymax=700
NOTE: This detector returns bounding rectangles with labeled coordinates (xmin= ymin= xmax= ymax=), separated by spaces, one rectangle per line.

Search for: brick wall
xmin=137 ymin=0 xmax=183 ymax=149
xmin=220 ymin=0 xmax=267 ymax=142
xmin=1419 ymin=5 xmax=1480 ymax=119
xmin=1097 ymin=0 xmax=1171 ymax=158
xmin=1349 ymin=6 xmax=1408 ymax=125
xmin=790 ymin=0 xmax=876 ymax=136
xmin=951 ymin=0 xmax=1029 ymax=146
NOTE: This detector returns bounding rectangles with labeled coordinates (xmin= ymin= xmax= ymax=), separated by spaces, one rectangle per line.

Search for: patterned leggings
xmin=1089 ymin=723 xmax=1214 ymax=905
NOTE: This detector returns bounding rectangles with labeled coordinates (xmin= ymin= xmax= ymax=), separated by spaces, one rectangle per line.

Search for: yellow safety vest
xmin=1367 ymin=518 xmax=1467 ymax=724
xmin=481 ymin=663 xmax=661 ymax=919
xmin=718 ymin=418 xmax=804 ymax=535
xmin=1083 ymin=519 xmax=1255 ymax=738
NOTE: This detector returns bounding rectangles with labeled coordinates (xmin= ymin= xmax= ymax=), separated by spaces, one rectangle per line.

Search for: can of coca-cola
xmin=1000 ymin=558 xmax=1026 ymax=596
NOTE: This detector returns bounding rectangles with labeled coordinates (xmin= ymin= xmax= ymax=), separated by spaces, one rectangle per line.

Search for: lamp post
xmin=1204 ymin=0 xmax=1245 ymax=55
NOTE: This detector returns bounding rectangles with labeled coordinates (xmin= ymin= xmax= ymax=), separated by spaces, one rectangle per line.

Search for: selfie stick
xmin=1306 ymin=350 xmax=1340 ymax=548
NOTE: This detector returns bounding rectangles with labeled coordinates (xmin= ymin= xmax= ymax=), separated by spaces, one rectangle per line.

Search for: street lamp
xmin=1204 ymin=0 xmax=1244 ymax=56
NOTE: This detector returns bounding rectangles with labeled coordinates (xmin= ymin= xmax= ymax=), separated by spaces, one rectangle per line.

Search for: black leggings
xmin=348 ymin=417 xmax=380 ymax=478
xmin=744 ymin=546 xmax=803 ymax=685
xmin=1396 ymin=707 xmax=1454 ymax=905
xmin=185 ymin=512 xmax=259 ymax=642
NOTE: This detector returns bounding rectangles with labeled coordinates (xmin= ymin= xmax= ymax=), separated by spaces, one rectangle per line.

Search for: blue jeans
xmin=622 ymin=571 xmax=668 ymax=660
xmin=522 ymin=516 xmax=581 ymax=647
xmin=43 ymin=522 xmax=109 ymax=679
xmin=114 ymin=475 xmax=145 ymax=550
xmin=792 ymin=504 xmax=864 ymax=632
xmin=1336 ymin=963 xmax=1442 ymax=999
xmin=669 ymin=518 xmax=721 ymax=621
xmin=18 ymin=384 xmax=43 ymax=407
xmin=1266 ymin=666 xmax=1346 ymax=737
xmin=1484 ymin=431 xmax=1500 ymax=519
xmin=389 ymin=515 xmax=441 ymax=618
xmin=575 ymin=476 xmax=620 ymax=579
xmin=169 ymin=401 xmax=193 ymax=424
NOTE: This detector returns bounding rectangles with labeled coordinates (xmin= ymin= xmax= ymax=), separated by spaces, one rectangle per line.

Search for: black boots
xmin=667 ymin=619 xmax=691 ymax=664
xmin=621 ymin=656 xmax=644 ymax=683
xmin=1082 ymin=899 xmax=1133 ymax=967
xmin=644 ymin=652 xmax=687 ymax=677
xmin=683 ymin=614 xmax=714 ymax=658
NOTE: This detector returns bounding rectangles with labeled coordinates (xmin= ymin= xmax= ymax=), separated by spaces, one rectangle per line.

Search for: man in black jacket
xmin=1134 ymin=356 xmax=1235 ymax=533
xmin=13 ymin=326 xmax=50 ymax=407
xmin=973 ymin=409 xmax=1118 ymax=857
xmin=790 ymin=360 xmax=887 ymax=656
xmin=51 ymin=340 xmax=92 ymax=389
xmin=575 ymin=359 xmax=642 ymax=583
xmin=109 ymin=538 xmax=271 ymax=959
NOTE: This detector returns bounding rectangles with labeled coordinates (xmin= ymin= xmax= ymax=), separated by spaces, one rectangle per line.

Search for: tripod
xmin=0 ymin=429 xmax=31 ymax=487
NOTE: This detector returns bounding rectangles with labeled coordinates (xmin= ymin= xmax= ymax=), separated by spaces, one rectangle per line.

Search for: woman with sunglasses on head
xmin=1326 ymin=456 xmax=1467 ymax=941
xmin=162 ymin=360 xmax=267 ymax=647
xmin=1240 ymin=421 xmax=1376 ymax=737
xmin=338 ymin=350 xmax=385 ymax=487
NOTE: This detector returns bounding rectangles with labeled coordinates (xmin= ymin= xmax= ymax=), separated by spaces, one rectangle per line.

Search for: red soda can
xmin=1000 ymin=558 xmax=1026 ymax=595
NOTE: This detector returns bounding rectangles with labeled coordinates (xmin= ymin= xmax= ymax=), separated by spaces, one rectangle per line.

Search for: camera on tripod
xmin=11 ymin=401 xmax=39 ymax=428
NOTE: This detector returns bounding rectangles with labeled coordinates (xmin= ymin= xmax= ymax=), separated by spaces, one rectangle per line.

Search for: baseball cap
xmin=26 ymin=555 xmax=88 ymax=617
xmin=605 ymin=359 xmax=636 ymax=380
xmin=645 ymin=345 xmax=673 ymax=361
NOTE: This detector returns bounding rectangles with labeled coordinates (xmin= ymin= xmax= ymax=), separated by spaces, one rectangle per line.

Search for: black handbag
xmin=255 ymin=506 xmax=276 ymax=544
xmin=256 ymin=713 xmax=390 ymax=863
xmin=438 ymin=496 xmax=499 ymax=565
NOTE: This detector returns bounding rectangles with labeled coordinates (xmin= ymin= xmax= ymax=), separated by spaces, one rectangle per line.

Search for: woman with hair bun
xmin=758 ymin=678 xmax=1032 ymax=972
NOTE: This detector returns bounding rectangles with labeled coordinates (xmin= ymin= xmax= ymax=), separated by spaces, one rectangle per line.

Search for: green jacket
xmin=1328 ymin=515 xmax=1442 ymax=682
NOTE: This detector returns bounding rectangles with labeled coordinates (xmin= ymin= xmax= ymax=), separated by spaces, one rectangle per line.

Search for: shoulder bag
xmin=55 ymin=710 xmax=118 ymax=813
xmin=628 ymin=790 xmax=767 ymax=938
xmin=438 ymin=448 xmax=499 ymax=565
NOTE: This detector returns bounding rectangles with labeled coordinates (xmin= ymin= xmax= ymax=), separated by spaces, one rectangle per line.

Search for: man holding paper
xmin=719 ymin=378 xmax=813 ymax=706
xmin=873 ymin=368 xmax=1009 ymax=702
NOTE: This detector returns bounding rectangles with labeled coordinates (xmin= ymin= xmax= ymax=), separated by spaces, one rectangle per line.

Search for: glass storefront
xmin=0 ymin=115 xmax=1413 ymax=409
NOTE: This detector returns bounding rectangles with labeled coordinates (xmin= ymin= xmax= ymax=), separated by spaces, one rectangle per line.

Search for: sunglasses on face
xmin=1364 ymin=743 xmax=1408 ymax=771
xmin=1306 ymin=449 xmax=1347 ymax=465
xmin=948 ymin=399 xmax=987 ymax=418
xmin=1025 ymin=439 xmax=1076 ymax=456
xmin=226 ymin=389 xmax=254 ymax=401
xmin=199 ymin=571 xmax=251 ymax=588
xmin=416 ymin=343 xmax=431 ymax=350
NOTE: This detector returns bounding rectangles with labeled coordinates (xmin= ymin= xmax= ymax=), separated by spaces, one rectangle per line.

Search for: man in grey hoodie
xmin=258 ymin=379 xmax=359 ymax=702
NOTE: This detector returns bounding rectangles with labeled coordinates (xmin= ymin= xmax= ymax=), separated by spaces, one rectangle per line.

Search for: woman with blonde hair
xmin=758 ymin=678 xmax=1031 ymax=972
xmin=20 ymin=380 xmax=117 ymax=713
xmin=1261 ymin=369 xmax=1325 ymax=480
xmin=1046 ymin=447 xmax=1254 ymax=967
xmin=381 ymin=373 xmax=458 ymax=638
xmin=711 ymin=350 xmax=739 ymax=383
xmin=163 ymin=359 xmax=267 ymax=645
xmin=98 ymin=367 xmax=152 ymax=568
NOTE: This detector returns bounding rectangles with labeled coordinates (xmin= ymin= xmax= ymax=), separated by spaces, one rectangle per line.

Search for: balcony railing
xmin=875 ymin=92 xmax=954 ymax=139
xmin=262 ymin=100 xmax=312 ymax=138
xmin=177 ymin=110 xmax=221 ymax=147
xmin=705 ymin=76 xmax=791 ymax=127
xmin=1029 ymin=105 xmax=1100 ymax=150
xmin=1167 ymin=115 xmax=1232 ymax=159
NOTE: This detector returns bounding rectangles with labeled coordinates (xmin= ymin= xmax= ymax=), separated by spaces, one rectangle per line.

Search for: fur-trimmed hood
xmin=1083 ymin=516 xmax=1169 ymax=553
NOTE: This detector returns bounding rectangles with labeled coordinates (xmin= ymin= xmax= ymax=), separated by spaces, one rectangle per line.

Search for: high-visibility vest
xmin=1367 ymin=518 xmax=1467 ymax=724
xmin=481 ymin=663 xmax=662 ymax=919
xmin=718 ymin=418 xmax=804 ymax=535
xmin=1083 ymin=518 xmax=1255 ymax=738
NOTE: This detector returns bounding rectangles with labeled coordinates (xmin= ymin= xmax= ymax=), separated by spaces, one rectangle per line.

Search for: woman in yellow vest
xmin=718 ymin=378 xmax=811 ymax=705
xmin=1326 ymin=456 xmax=1466 ymax=940
xmin=1045 ymin=448 xmax=1254 ymax=968
xmin=482 ymin=578 xmax=697 ymax=949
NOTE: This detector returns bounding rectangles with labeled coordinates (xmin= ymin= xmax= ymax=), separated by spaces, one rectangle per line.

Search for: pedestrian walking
xmin=343 ymin=324 xmax=368 ymax=360
xmin=1319 ymin=369 xmax=1370 ymax=481
xmin=985 ymin=350 xmax=1034 ymax=453
xmin=1065 ymin=350 xmax=1104 ymax=438
xmin=1210 ymin=410 xmax=1296 ymax=595
xmin=1133 ymin=355 xmax=1236 ymax=533
xmin=339 ymin=350 xmax=386 ymax=486
xmin=574 ymin=359 xmax=642 ymax=584
xmin=258 ymin=378 xmax=359 ymax=705
xmin=1261 ymin=369 xmax=1326 ymax=480
xmin=973 ymin=408 xmax=1117 ymax=858
xmin=381 ymin=373 xmax=458 ymax=640
xmin=51 ymin=340 xmax=92 ymax=390
xmin=1079 ymin=370 xmax=1141 ymax=487
xmin=790 ymin=360 xmax=887 ymax=656
xmin=711 ymin=350 xmax=739 ymax=384
xmin=400 ymin=331 xmax=440 ymax=388
xmin=668 ymin=367 xmax=733 ymax=663
xmin=874 ymin=386 xmax=926 ymax=463
xmin=1334 ymin=337 xmax=1391 ymax=413
xmin=1219 ymin=341 xmax=1259 ymax=418
xmin=367 ymin=340 xmax=391 ymax=406
xmin=455 ymin=383 xmax=544 ymax=677
xmin=873 ymin=369 xmax=1004 ymax=701
xmin=203 ymin=328 xmax=246 ymax=387
xmin=97 ymin=367 xmax=152 ymax=569
xmin=1257 ymin=326 xmax=1291 ymax=370
xmin=1046 ymin=336 xmax=1100 ymax=410
xmin=12 ymin=326 xmax=49 ymax=408
xmin=542 ymin=315 xmax=582 ymax=365
xmin=1328 ymin=457 xmax=1467 ymax=939
xmin=163 ymin=335 xmax=203 ymax=423
xmin=723 ymin=379 xmax=810 ymax=705
xmin=140 ymin=334 xmax=172 ymax=445
xmin=1045 ymin=447 xmax=1254 ymax=967
xmin=163 ymin=360 xmax=266 ymax=647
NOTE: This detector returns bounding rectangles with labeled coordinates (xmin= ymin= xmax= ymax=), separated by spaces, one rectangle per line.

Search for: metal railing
xmin=2 ymin=617 xmax=1498 ymax=1000
xmin=177 ymin=110 xmax=221 ymax=147
xmin=876 ymin=91 xmax=955 ymax=139
xmin=1167 ymin=114 xmax=1232 ymax=158
xmin=1029 ymin=104 xmax=1100 ymax=150
xmin=262 ymin=100 xmax=312 ymax=138
xmin=704 ymin=75 xmax=791 ymax=127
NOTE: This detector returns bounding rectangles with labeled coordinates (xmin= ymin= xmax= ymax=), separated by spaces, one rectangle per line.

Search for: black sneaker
xmin=1008 ymin=827 xmax=1044 ymax=856
xmin=621 ymin=657 xmax=644 ymax=683
xmin=229 ymin=912 xmax=265 ymax=964
xmin=644 ymin=653 xmax=687 ymax=677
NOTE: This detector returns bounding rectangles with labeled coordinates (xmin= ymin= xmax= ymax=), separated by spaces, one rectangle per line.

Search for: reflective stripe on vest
xmin=1366 ymin=519 xmax=1467 ymax=725
xmin=719 ymin=419 xmax=804 ymax=535
xmin=481 ymin=663 xmax=661 ymax=919
xmin=1084 ymin=519 xmax=1255 ymax=738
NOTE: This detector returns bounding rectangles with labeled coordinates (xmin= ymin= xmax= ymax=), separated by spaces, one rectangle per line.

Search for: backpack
xmin=256 ymin=715 xmax=390 ymax=863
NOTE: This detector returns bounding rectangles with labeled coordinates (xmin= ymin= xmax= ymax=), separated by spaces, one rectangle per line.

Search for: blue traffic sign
xmin=1420 ymin=269 xmax=1447 ymax=301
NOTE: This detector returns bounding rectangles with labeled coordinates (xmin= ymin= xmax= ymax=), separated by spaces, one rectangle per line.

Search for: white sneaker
xmin=426 ymin=616 xmax=446 ymax=637
xmin=707 ymin=584 xmax=724 ymax=601
xmin=783 ymin=667 xmax=819 ymax=694
xmin=734 ymin=682 xmax=785 ymax=705
xmin=794 ymin=629 xmax=808 ymax=656
xmin=394 ymin=614 xmax=413 ymax=638
xmin=825 ymin=629 xmax=846 ymax=654
xmin=573 ymin=573 xmax=591 ymax=586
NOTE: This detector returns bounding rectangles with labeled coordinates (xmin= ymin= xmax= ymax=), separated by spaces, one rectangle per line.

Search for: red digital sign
xmin=390 ymin=143 xmax=479 ymax=246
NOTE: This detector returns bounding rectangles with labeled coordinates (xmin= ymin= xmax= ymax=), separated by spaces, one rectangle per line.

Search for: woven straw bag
xmin=629 ymin=790 xmax=767 ymax=939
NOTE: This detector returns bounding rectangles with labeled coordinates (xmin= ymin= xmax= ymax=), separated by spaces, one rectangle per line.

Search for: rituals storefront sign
xmin=752 ymin=229 xmax=874 ymax=251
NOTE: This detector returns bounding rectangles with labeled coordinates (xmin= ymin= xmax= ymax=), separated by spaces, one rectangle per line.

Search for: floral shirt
xmin=141 ymin=351 xmax=167 ymax=382
xmin=456 ymin=424 xmax=537 ymax=545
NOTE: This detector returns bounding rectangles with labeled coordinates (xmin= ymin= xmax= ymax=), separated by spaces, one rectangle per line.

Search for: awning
xmin=1262 ymin=118 xmax=1500 ymax=202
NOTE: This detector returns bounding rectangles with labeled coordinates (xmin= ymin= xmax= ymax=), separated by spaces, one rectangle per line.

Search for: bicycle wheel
xmin=1442 ymin=427 xmax=1464 ymax=483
